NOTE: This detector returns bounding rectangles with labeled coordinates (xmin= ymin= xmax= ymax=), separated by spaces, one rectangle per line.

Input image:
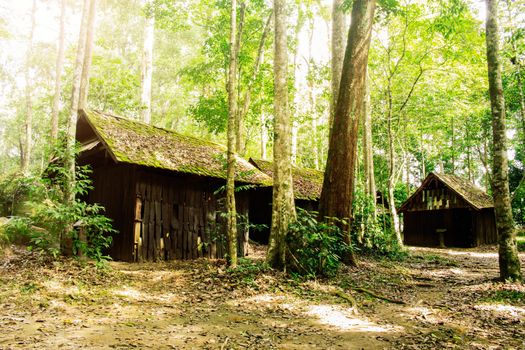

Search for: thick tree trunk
xmin=226 ymin=0 xmax=239 ymax=268
xmin=51 ymin=0 xmax=66 ymax=142
xmin=79 ymin=0 xmax=96 ymax=110
xmin=362 ymin=75 xmax=376 ymax=214
xmin=485 ymin=0 xmax=522 ymax=282
xmin=140 ymin=2 xmax=154 ymax=124
xmin=330 ymin=0 xmax=346 ymax=129
xmin=21 ymin=0 xmax=36 ymax=174
xmin=266 ymin=0 xmax=296 ymax=270
xmin=318 ymin=0 xmax=376 ymax=266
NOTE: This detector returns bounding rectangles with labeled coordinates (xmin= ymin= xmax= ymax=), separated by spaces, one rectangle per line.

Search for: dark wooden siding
xmin=87 ymin=163 xmax=136 ymax=261
xmin=86 ymin=164 xmax=251 ymax=262
xmin=403 ymin=208 xmax=497 ymax=247
xmin=132 ymin=169 xmax=250 ymax=262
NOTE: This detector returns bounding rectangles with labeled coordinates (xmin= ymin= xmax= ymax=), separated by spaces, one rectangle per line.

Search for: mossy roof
xmin=79 ymin=110 xmax=272 ymax=185
xmin=399 ymin=172 xmax=494 ymax=212
xmin=249 ymin=158 xmax=324 ymax=200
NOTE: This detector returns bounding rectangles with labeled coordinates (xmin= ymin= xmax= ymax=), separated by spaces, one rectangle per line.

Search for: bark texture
xmin=318 ymin=0 xmax=376 ymax=266
xmin=266 ymin=0 xmax=296 ymax=270
xmin=51 ymin=0 xmax=66 ymax=142
xmin=485 ymin=0 xmax=522 ymax=282
xmin=226 ymin=0 xmax=239 ymax=268
xmin=140 ymin=2 xmax=155 ymax=124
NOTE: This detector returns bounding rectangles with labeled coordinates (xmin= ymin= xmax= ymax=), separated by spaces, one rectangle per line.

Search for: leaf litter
xmin=0 ymin=245 xmax=524 ymax=349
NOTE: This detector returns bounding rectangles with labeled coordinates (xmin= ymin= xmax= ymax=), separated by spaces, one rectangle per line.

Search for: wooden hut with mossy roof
xmin=247 ymin=158 xmax=324 ymax=243
xmin=398 ymin=172 xmax=497 ymax=248
xmin=76 ymin=109 xmax=272 ymax=262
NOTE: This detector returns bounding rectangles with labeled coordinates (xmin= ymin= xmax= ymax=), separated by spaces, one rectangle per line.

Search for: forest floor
xmin=0 ymin=244 xmax=524 ymax=350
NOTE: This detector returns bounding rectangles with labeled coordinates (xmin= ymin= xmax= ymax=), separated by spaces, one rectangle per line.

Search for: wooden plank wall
xmin=87 ymin=164 xmax=136 ymax=261
xmin=404 ymin=187 xmax=470 ymax=212
xmin=133 ymin=170 xmax=251 ymax=262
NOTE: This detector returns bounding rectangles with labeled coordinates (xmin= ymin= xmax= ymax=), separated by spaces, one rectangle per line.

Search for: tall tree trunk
xmin=330 ymin=0 xmax=346 ymax=129
xmin=236 ymin=9 xmax=272 ymax=155
xmin=318 ymin=0 xmax=377 ymax=266
xmin=79 ymin=0 xmax=96 ymax=110
xmin=51 ymin=0 xmax=66 ymax=142
xmin=362 ymin=75 xmax=376 ymax=214
xmin=266 ymin=0 xmax=296 ymax=270
xmin=485 ymin=0 xmax=522 ymax=282
xmin=64 ymin=0 xmax=90 ymax=254
xmin=386 ymin=88 xmax=402 ymax=245
xmin=140 ymin=2 xmax=155 ymax=124
xmin=226 ymin=0 xmax=239 ymax=268
xmin=21 ymin=0 xmax=37 ymax=174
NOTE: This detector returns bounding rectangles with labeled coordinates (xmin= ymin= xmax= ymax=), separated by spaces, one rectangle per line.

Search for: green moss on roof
xmin=80 ymin=110 xmax=272 ymax=185
xmin=249 ymin=158 xmax=323 ymax=200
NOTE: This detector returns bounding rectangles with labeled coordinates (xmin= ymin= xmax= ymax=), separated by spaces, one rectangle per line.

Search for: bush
xmin=286 ymin=208 xmax=349 ymax=279
xmin=0 ymin=144 xmax=116 ymax=264
xmin=352 ymin=188 xmax=407 ymax=260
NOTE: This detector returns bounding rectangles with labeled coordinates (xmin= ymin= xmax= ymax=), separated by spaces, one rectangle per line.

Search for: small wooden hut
xmin=76 ymin=109 xmax=271 ymax=261
xmin=247 ymin=158 xmax=323 ymax=243
xmin=398 ymin=172 xmax=497 ymax=247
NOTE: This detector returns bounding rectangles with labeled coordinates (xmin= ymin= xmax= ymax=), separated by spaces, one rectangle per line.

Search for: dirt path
xmin=0 ymin=246 xmax=524 ymax=349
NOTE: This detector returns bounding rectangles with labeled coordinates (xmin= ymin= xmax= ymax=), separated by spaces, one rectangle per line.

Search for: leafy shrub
xmin=1 ymin=217 xmax=33 ymax=246
xmin=0 ymin=143 xmax=116 ymax=265
xmin=352 ymin=188 xmax=407 ymax=260
xmin=286 ymin=208 xmax=349 ymax=279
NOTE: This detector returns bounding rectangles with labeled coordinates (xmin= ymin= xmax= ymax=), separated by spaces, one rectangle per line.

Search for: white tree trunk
xmin=267 ymin=0 xmax=296 ymax=269
xmin=51 ymin=0 xmax=66 ymax=142
xmin=141 ymin=5 xmax=155 ymax=124
xmin=21 ymin=0 xmax=37 ymax=174
xmin=79 ymin=0 xmax=97 ymax=110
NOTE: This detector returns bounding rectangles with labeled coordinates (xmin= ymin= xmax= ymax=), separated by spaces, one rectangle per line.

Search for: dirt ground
xmin=0 ymin=245 xmax=524 ymax=350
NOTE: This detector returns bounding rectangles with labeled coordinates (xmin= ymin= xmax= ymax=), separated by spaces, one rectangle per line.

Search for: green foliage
xmin=286 ymin=208 xmax=349 ymax=279
xmin=226 ymin=258 xmax=271 ymax=288
xmin=482 ymin=289 xmax=525 ymax=305
xmin=0 ymin=143 xmax=116 ymax=264
xmin=1 ymin=217 xmax=33 ymax=246
xmin=351 ymin=189 xmax=407 ymax=260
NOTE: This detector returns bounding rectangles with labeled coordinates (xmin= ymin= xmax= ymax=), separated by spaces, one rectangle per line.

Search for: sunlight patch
xmin=114 ymin=286 xmax=143 ymax=300
xmin=305 ymin=305 xmax=400 ymax=332
xmin=246 ymin=293 xmax=287 ymax=304
xmin=474 ymin=303 xmax=525 ymax=318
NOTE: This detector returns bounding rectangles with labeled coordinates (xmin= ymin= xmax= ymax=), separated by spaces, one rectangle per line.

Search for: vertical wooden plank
xmin=154 ymin=200 xmax=162 ymax=261
xmin=133 ymin=196 xmax=142 ymax=262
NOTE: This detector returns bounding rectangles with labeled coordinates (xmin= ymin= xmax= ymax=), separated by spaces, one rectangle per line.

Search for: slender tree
xmin=236 ymin=9 xmax=272 ymax=155
xmin=140 ymin=0 xmax=155 ymax=124
xmin=318 ymin=0 xmax=377 ymax=266
xmin=266 ymin=0 xmax=296 ymax=270
xmin=485 ymin=0 xmax=522 ymax=281
xmin=362 ymin=74 xmax=376 ymax=214
xmin=330 ymin=0 xmax=346 ymax=128
xmin=51 ymin=0 xmax=66 ymax=142
xmin=79 ymin=0 xmax=96 ymax=110
xmin=21 ymin=0 xmax=37 ymax=174
xmin=226 ymin=0 xmax=240 ymax=268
